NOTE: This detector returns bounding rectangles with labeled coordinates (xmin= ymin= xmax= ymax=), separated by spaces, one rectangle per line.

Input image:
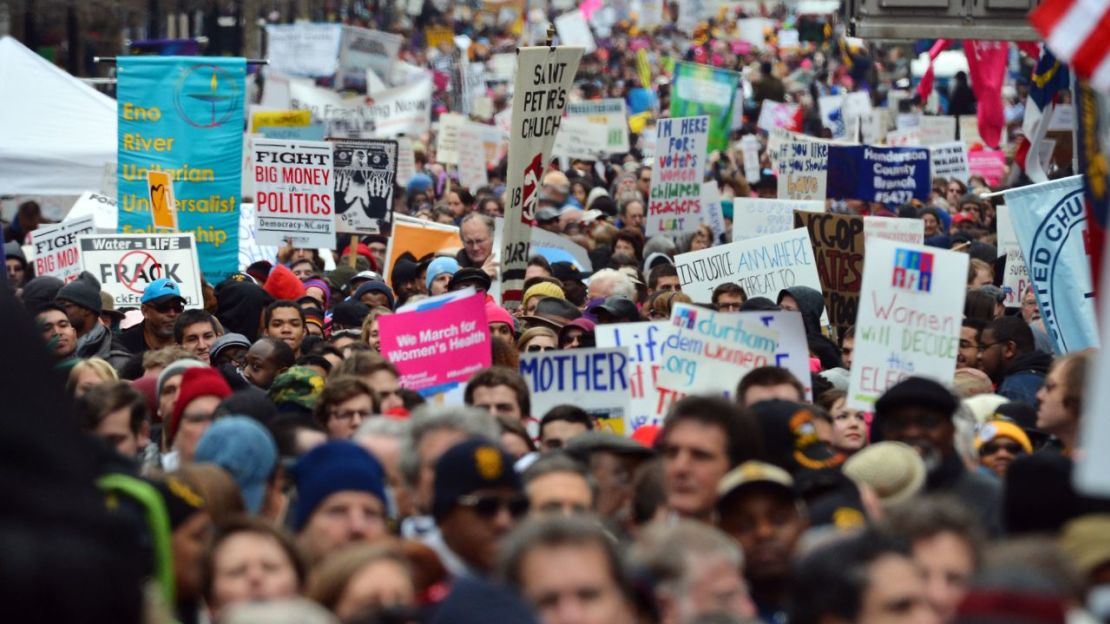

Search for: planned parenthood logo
xmin=891 ymin=249 xmax=934 ymax=292
xmin=673 ymin=306 xmax=697 ymax=329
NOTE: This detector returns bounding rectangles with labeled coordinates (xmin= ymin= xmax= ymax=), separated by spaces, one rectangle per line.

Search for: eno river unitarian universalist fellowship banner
xmin=117 ymin=57 xmax=245 ymax=283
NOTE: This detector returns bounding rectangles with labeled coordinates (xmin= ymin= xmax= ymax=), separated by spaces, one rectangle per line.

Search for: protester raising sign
xmin=378 ymin=290 xmax=492 ymax=394
xmin=78 ymin=233 xmax=203 ymax=309
xmin=770 ymin=130 xmax=830 ymax=200
xmin=30 ymin=216 xmax=96 ymax=283
xmin=847 ymin=239 xmax=968 ymax=411
xmin=458 ymin=123 xmax=491 ymax=193
xmin=251 ymin=139 xmax=336 ymax=248
xmin=994 ymin=204 xmax=1030 ymax=308
xmin=502 ymin=45 xmax=583 ymax=309
xmin=657 ymin=305 xmax=813 ymax=400
xmin=732 ymin=198 xmax=824 ymax=241
xmin=385 ymin=215 xmax=461 ymax=288
xmin=1004 ymin=176 xmax=1100 ymax=353
xmin=116 ymin=57 xmax=243 ymax=284
xmin=289 ymin=78 xmax=434 ymax=139
xmin=645 ymin=116 xmax=709 ymax=236
xmin=794 ymin=212 xmax=864 ymax=331
xmin=332 ymin=139 xmax=397 ymax=235
xmin=519 ymin=347 xmax=632 ymax=435
xmin=552 ymin=99 xmax=631 ymax=160
xmin=929 ymin=141 xmax=971 ymax=183
xmin=673 ymin=227 xmax=823 ymax=306
xmin=595 ymin=321 xmax=677 ymax=433
xmin=826 ymin=144 xmax=931 ymax=205
xmin=863 ymin=216 xmax=925 ymax=246
xmin=670 ymin=63 xmax=741 ymax=152
xmin=265 ymin=23 xmax=343 ymax=77
xmin=336 ymin=25 xmax=403 ymax=91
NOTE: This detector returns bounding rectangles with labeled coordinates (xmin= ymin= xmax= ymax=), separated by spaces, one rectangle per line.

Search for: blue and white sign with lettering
xmin=827 ymin=144 xmax=931 ymax=206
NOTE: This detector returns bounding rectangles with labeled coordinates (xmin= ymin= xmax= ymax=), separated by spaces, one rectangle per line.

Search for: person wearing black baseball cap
xmin=873 ymin=376 xmax=1001 ymax=535
xmin=427 ymin=438 xmax=526 ymax=579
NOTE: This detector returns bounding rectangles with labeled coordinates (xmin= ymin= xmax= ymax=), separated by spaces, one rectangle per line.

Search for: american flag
xmin=1029 ymin=0 xmax=1110 ymax=92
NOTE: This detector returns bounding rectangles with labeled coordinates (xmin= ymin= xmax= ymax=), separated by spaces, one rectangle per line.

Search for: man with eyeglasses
xmin=635 ymin=165 xmax=653 ymax=200
xmin=957 ymin=318 xmax=985 ymax=369
xmin=873 ymin=377 xmax=1001 ymax=535
xmin=978 ymin=316 xmax=1052 ymax=406
xmin=120 ymin=278 xmax=187 ymax=357
xmin=313 ymin=377 xmax=375 ymax=440
xmin=427 ymin=438 xmax=527 ymax=579
xmin=457 ymin=213 xmax=497 ymax=277
xmin=712 ymin=282 xmax=747 ymax=312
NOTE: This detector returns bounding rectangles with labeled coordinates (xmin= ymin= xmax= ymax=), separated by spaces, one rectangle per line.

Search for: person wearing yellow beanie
xmin=520 ymin=282 xmax=565 ymax=317
xmin=974 ymin=419 xmax=1032 ymax=478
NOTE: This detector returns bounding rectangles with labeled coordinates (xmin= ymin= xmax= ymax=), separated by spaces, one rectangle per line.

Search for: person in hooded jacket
xmin=776 ymin=286 xmax=843 ymax=370
xmin=979 ymin=316 xmax=1053 ymax=407
xmin=214 ymin=275 xmax=275 ymax=342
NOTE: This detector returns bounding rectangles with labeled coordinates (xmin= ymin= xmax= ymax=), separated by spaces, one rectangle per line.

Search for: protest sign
xmin=435 ymin=113 xmax=466 ymax=165
xmin=386 ymin=215 xmax=461 ymax=288
xmin=826 ymin=144 xmax=931 ymax=205
xmin=794 ymin=212 xmax=864 ymax=331
xmin=740 ymin=134 xmax=761 ymax=184
xmin=864 ymin=216 xmax=924 ymax=246
xmin=554 ymin=11 xmax=597 ymax=53
xmin=968 ymin=150 xmax=1006 ymax=187
xmin=918 ymin=115 xmax=957 ymax=145
xmin=770 ymin=131 xmax=829 ymax=200
xmin=30 ymin=216 xmax=96 ymax=282
xmin=702 ymin=182 xmax=727 ymax=244
xmin=732 ymin=198 xmax=824 ymax=241
xmin=520 ymin=347 xmax=632 ymax=434
xmin=67 ymin=192 xmax=118 ymax=233
xmin=337 ymin=25 xmax=403 ymax=91
xmin=595 ymin=322 xmax=677 ymax=433
xmin=238 ymin=203 xmax=278 ymax=269
xmin=757 ymin=101 xmax=801 ymax=132
xmin=818 ymin=95 xmax=849 ymax=138
xmin=994 ymin=204 xmax=1029 ymax=308
xmin=146 ymin=170 xmax=178 ymax=231
xmin=674 ymin=227 xmax=823 ymax=305
xmin=885 ymin=129 xmax=921 ymax=146
xmin=1004 ymin=176 xmax=1100 ymax=353
xmin=78 ymin=233 xmax=203 ymax=309
xmin=395 ymin=138 xmax=416 ymax=186
xmin=265 ymin=23 xmax=343 ymax=77
xmin=117 ymin=57 xmax=242 ymax=284
xmin=959 ymin=115 xmax=983 ymax=146
xmin=502 ymin=46 xmax=583 ymax=308
xmin=552 ymin=99 xmax=630 ymax=160
xmin=657 ymin=305 xmax=813 ymax=399
xmin=251 ymin=139 xmax=336 ymax=248
xmin=1076 ymin=238 xmax=1110 ymax=496
xmin=847 ymin=239 xmax=968 ymax=410
xmin=670 ymin=63 xmax=740 ymax=152
xmin=332 ymin=139 xmax=397 ymax=235
xmin=458 ymin=123 xmax=491 ymax=193
xmin=929 ymin=141 xmax=970 ymax=183
xmin=861 ymin=110 xmax=888 ymax=145
xmin=251 ymin=110 xmax=313 ymax=135
xmin=378 ymin=290 xmax=491 ymax=394
xmin=289 ymin=78 xmax=433 ymax=139
xmin=530 ymin=225 xmax=593 ymax=272
xmin=645 ymin=116 xmax=709 ymax=236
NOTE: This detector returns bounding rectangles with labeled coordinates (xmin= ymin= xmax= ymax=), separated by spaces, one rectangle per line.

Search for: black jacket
xmin=778 ymin=286 xmax=843 ymax=370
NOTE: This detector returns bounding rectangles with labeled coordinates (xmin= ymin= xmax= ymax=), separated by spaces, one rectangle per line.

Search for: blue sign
xmin=117 ymin=57 xmax=245 ymax=284
xmin=827 ymin=145 xmax=931 ymax=206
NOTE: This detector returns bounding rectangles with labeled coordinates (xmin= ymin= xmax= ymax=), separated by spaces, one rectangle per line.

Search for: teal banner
xmin=670 ymin=62 xmax=740 ymax=153
xmin=117 ymin=56 xmax=245 ymax=284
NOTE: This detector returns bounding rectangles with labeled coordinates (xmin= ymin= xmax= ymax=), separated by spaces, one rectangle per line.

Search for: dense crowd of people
xmin=3 ymin=2 xmax=1108 ymax=624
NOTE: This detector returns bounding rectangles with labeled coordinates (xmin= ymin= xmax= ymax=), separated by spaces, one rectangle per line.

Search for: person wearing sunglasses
xmin=427 ymin=438 xmax=527 ymax=580
xmin=516 ymin=326 xmax=558 ymax=354
xmin=120 ymin=277 xmax=187 ymax=358
xmin=974 ymin=419 xmax=1032 ymax=478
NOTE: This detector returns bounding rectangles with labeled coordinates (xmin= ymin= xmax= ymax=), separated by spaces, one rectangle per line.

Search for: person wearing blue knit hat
xmin=291 ymin=440 xmax=388 ymax=564
xmin=194 ymin=416 xmax=277 ymax=514
xmin=426 ymin=256 xmax=460 ymax=295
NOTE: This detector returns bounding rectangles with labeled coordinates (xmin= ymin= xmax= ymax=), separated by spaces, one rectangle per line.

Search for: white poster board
xmin=251 ymin=138 xmax=336 ymax=248
xmin=732 ymin=198 xmax=825 ymax=241
xmin=30 ymin=216 xmax=97 ymax=283
xmin=78 ymin=233 xmax=204 ymax=309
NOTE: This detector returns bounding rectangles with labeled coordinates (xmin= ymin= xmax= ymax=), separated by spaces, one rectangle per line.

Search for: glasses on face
xmin=332 ymin=410 xmax=371 ymax=422
xmin=980 ymin=440 xmax=1025 ymax=456
xmin=526 ymin=344 xmax=555 ymax=352
xmin=959 ymin=340 xmax=979 ymax=350
xmin=463 ymin=237 xmax=489 ymax=248
xmin=978 ymin=341 xmax=1001 ymax=352
xmin=457 ymin=493 xmax=529 ymax=519
xmin=639 ymin=177 xmax=652 ymax=183
xmin=151 ymin=300 xmax=185 ymax=314
xmin=717 ymin=302 xmax=742 ymax=312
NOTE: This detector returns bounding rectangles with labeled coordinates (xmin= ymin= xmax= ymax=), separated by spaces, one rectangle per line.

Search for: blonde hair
xmin=306 ymin=542 xmax=413 ymax=612
xmin=66 ymin=357 xmax=119 ymax=394
xmin=360 ymin=306 xmax=394 ymax=345
xmin=516 ymin=326 xmax=558 ymax=352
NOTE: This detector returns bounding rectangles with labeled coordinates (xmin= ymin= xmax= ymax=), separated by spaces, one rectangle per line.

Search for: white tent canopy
xmin=0 ymin=36 xmax=116 ymax=196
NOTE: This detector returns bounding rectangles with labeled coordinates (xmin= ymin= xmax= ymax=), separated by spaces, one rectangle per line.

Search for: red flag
xmin=1030 ymin=0 xmax=1110 ymax=92
xmin=964 ymin=41 xmax=1008 ymax=149
xmin=916 ymin=39 xmax=952 ymax=102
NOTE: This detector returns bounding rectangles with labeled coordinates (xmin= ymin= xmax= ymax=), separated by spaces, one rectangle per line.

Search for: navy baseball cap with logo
xmin=141 ymin=278 xmax=185 ymax=305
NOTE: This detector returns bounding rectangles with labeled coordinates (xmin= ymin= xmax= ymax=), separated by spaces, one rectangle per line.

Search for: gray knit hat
xmin=55 ymin=271 xmax=103 ymax=314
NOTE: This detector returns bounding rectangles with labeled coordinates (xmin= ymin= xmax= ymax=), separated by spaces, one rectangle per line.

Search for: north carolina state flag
xmin=1030 ymin=0 xmax=1110 ymax=93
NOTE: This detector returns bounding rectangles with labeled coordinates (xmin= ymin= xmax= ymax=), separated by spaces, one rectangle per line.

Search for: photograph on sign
xmin=332 ymin=139 xmax=397 ymax=235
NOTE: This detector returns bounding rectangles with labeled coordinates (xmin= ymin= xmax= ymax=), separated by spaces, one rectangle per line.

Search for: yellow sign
xmin=636 ymin=49 xmax=652 ymax=90
xmin=425 ymin=26 xmax=454 ymax=50
xmin=146 ymin=170 xmax=178 ymax=231
xmin=250 ymin=110 xmax=312 ymax=133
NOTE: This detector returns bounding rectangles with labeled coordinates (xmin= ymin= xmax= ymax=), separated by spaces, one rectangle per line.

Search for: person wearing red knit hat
xmin=164 ymin=367 xmax=232 ymax=470
xmin=486 ymin=301 xmax=516 ymax=342
xmin=264 ymin=264 xmax=307 ymax=302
